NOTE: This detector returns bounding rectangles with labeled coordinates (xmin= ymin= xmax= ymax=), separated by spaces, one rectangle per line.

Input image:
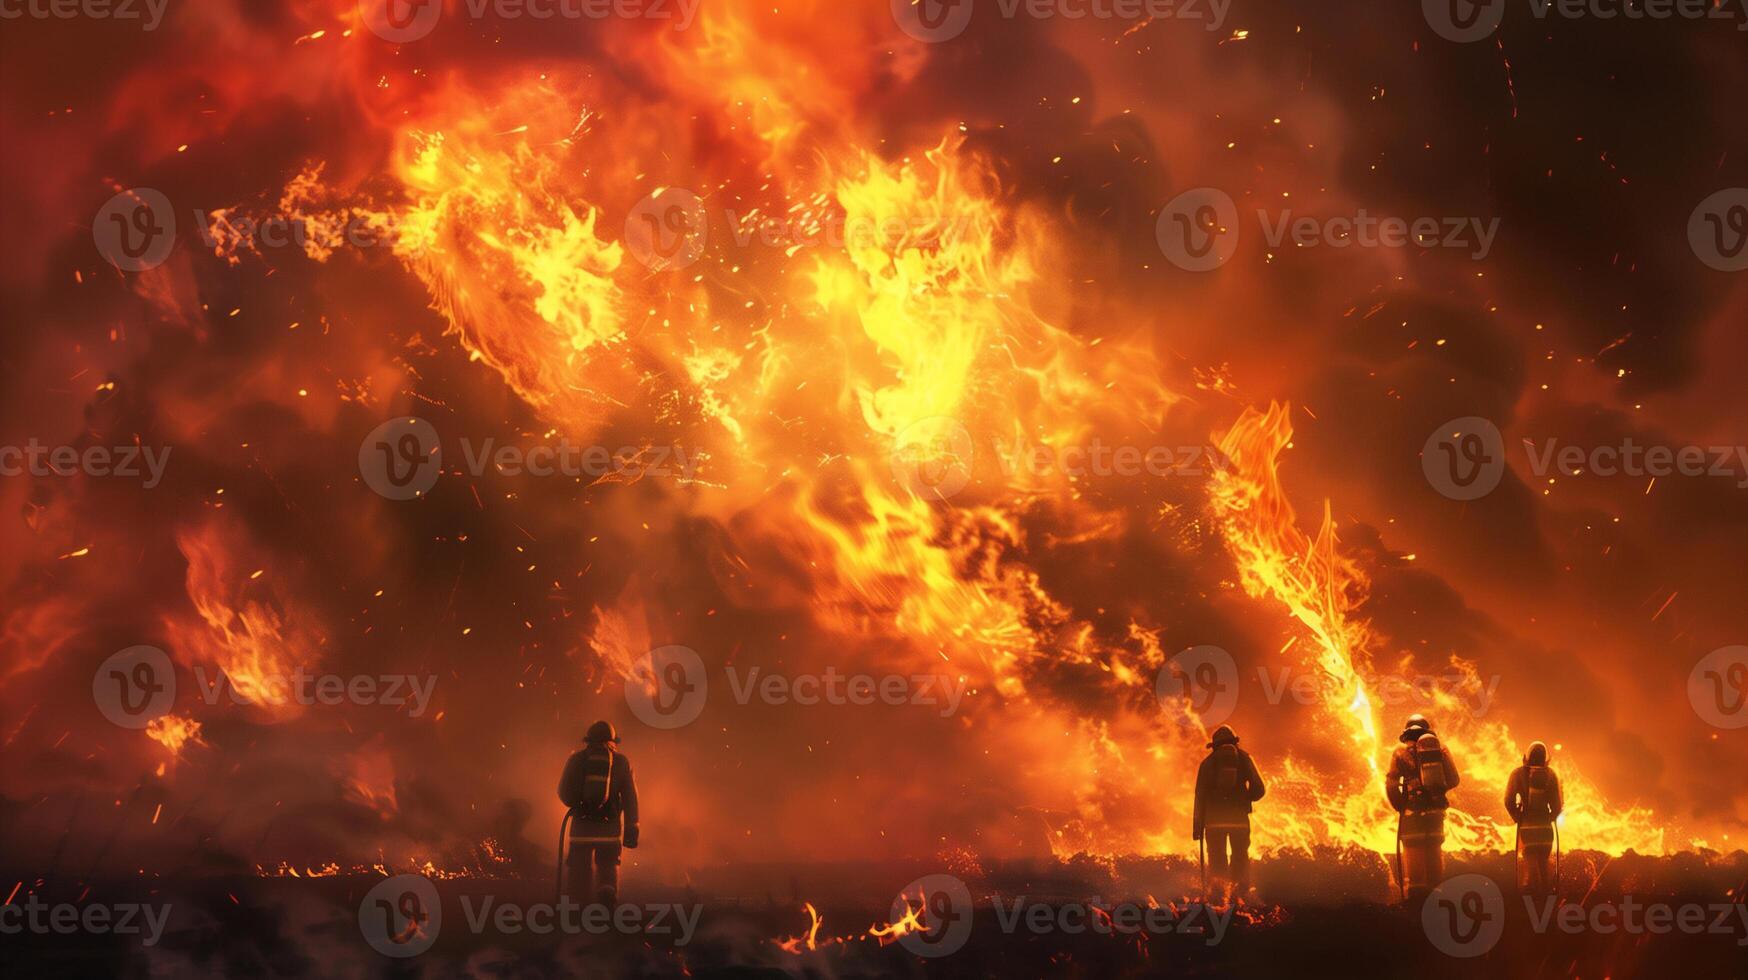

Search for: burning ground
xmin=2 ymin=0 xmax=1748 ymax=975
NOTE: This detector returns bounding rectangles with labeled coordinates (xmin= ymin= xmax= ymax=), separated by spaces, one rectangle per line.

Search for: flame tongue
xmin=1212 ymin=404 xmax=1663 ymax=855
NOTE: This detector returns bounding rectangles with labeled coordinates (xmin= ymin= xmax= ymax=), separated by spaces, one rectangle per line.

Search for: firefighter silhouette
xmin=1504 ymin=740 xmax=1563 ymax=895
xmin=1385 ymin=714 xmax=1460 ymax=899
xmin=557 ymin=721 xmax=640 ymax=904
xmin=1193 ymin=724 xmax=1266 ymax=895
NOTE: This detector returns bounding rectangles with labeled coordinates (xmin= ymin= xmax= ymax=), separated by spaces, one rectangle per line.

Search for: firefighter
xmin=1385 ymin=714 xmax=1460 ymax=899
xmin=1504 ymin=740 xmax=1563 ymax=895
xmin=557 ymin=721 xmax=640 ymax=905
xmin=1192 ymin=724 xmax=1266 ymax=896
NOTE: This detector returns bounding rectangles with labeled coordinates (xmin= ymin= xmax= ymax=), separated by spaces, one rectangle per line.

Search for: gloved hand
xmin=623 ymin=826 xmax=639 ymax=849
xmin=1192 ymin=826 xmax=1203 ymax=842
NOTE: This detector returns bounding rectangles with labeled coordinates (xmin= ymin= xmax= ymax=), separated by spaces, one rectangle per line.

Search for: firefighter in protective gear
xmin=1386 ymin=715 xmax=1460 ymax=899
xmin=557 ymin=721 xmax=640 ymax=904
xmin=1192 ymin=725 xmax=1266 ymax=895
xmin=1504 ymin=740 xmax=1563 ymax=895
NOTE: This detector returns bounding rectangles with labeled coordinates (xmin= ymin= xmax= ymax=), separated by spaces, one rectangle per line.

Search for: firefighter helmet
xmin=1400 ymin=713 xmax=1432 ymax=742
xmin=585 ymin=720 xmax=619 ymax=744
xmin=1207 ymin=724 xmax=1239 ymax=749
xmin=1524 ymin=740 xmax=1548 ymax=766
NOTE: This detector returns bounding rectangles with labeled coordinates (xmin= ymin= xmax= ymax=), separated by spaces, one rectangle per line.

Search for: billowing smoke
xmin=3 ymin=0 xmax=1745 ymax=889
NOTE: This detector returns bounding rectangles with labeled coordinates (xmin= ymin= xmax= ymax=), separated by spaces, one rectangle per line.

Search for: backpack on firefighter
xmin=568 ymin=742 xmax=620 ymax=839
xmin=1394 ymin=731 xmax=1451 ymax=900
xmin=575 ymin=742 xmax=614 ymax=811
xmin=557 ymin=734 xmax=622 ymax=904
xmin=1209 ymin=743 xmax=1243 ymax=801
xmin=1512 ymin=754 xmax=1560 ymax=893
xmin=1516 ymin=764 xmax=1556 ymax=842
xmin=1409 ymin=732 xmax=1451 ymax=803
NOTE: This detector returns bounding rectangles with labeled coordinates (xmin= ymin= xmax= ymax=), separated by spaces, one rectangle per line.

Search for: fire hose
xmin=555 ymin=808 xmax=575 ymax=906
xmin=1512 ymin=820 xmax=1519 ymax=889
xmin=1394 ymin=810 xmax=1405 ymax=903
xmin=1554 ymin=821 xmax=1561 ymax=895
xmin=1198 ymin=835 xmax=1207 ymax=898
xmin=1512 ymin=819 xmax=1562 ymax=897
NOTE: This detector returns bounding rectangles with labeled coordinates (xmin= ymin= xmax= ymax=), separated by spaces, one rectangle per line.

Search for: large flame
xmin=6 ymin=0 xmax=1726 ymax=890
xmin=1212 ymin=403 xmax=1663 ymax=854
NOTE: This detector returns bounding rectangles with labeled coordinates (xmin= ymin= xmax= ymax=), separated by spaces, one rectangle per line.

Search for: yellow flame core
xmin=171 ymin=523 xmax=321 ymax=720
xmin=146 ymin=714 xmax=203 ymax=756
xmin=315 ymin=15 xmax=1672 ymax=859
